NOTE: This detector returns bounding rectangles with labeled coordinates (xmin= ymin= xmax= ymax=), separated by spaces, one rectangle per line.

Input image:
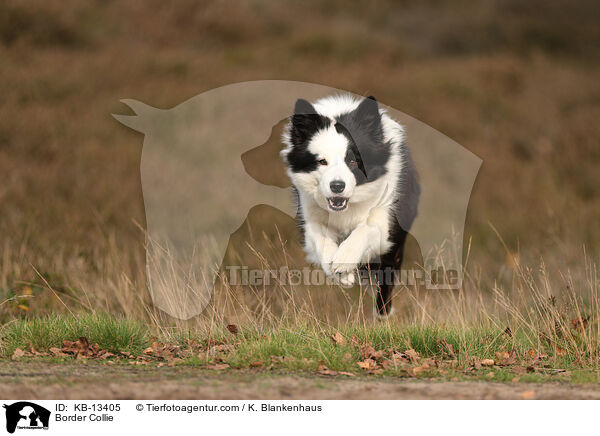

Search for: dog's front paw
xmin=320 ymin=260 xmax=355 ymax=287
xmin=318 ymin=244 xmax=338 ymax=278
xmin=330 ymin=243 xmax=362 ymax=274
xmin=320 ymin=261 xmax=334 ymax=277
xmin=337 ymin=271 xmax=355 ymax=287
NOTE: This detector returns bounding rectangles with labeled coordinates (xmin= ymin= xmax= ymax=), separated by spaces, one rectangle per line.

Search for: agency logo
xmin=3 ymin=402 xmax=50 ymax=434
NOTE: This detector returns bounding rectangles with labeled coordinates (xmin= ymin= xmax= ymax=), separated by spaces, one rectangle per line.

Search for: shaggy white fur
xmin=281 ymin=95 xmax=406 ymax=286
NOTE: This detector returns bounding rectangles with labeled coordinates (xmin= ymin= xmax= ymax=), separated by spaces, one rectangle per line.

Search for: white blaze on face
xmin=307 ymin=126 xmax=356 ymax=201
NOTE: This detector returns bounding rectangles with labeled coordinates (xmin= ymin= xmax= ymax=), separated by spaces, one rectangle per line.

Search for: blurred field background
xmin=0 ymin=0 xmax=599 ymax=342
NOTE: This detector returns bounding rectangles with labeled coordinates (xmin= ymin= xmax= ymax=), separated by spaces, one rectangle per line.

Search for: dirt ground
xmin=1 ymin=362 xmax=599 ymax=400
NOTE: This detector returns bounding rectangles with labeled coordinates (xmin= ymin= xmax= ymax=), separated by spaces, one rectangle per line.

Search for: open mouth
xmin=327 ymin=197 xmax=348 ymax=211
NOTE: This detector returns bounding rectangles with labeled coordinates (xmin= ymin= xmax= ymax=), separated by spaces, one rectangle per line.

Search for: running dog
xmin=281 ymin=94 xmax=420 ymax=318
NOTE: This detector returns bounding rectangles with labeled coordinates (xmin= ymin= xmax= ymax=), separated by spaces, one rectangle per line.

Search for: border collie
xmin=281 ymin=94 xmax=420 ymax=318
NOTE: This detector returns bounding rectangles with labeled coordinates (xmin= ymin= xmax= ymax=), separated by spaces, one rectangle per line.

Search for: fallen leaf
xmin=49 ymin=347 xmax=64 ymax=356
xmin=27 ymin=343 xmax=47 ymax=356
xmin=381 ymin=359 xmax=394 ymax=370
xmin=62 ymin=337 xmax=90 ymax=356
xmin=11 ymin=348 xmax=25 ymax=360
xmin=437 ymin=339 xmax=456 ymax=357
xmin=207 ymin=363 xmax=230 ymax=370
xmin=77 ymin=336 xmax=89 ymax=351
xmin=99 ymin=351 xmax=115 ymax=360
xmin=371 ymin=349 xmax=384 ymax=360
xmin=441 ymin=359 xmax=458 ymax=369
xmin=357 ymin=359 xmax=378 ymax=370
xmin=249 ymin=361 xmax=263 ymax=368
xmin=359 ymin=344 xmax=376 ymax=360
xmin=495 ymin=351 xmax=509 ymax=360
xmin=338 ymin=371 xmax=355 ymax=377
xmin=552 ymin=342 xmax=567 ymax=356
xmin=504 ymin=326 xmax=513 ymax=337
xmin=317 ymin=364 xmax=337 ymax=376
xmin=495 ymin=351 xmax=517 ymax=366
xmin=470 ymin=357 xmax=482 ymax=370
xmin=226 ymin=324 xmax=239 ymax=335
xmin=481 ymin=359 xmax=495 ymax=366
xmin=511 ymin=366 xmax=526 ymax=374
xmin=357 ymin=360 xmax=370 ymax=370
xmin=412 ymin=362 xmax=430 ymax=376
xmin=404 ymin=349 xmax=420 ymax=362
xmin=390 ymin=352 xmax=410 ymax=367
xmin=571 ymin=316 xmax=590 ymax=331
xmin=330 ymin=331 xmax=346 ymax=346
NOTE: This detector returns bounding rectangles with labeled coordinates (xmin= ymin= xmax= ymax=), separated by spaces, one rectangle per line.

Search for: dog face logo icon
xmin=3 ymin=402 xmax=50 ymax=433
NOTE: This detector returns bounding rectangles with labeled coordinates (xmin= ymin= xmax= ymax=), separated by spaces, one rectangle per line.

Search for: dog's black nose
xmin=330 ymin=180 xmax=345 ymax=193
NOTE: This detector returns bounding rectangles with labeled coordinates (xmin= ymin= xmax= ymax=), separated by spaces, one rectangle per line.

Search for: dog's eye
xmin=318 ymin=159 xmax=328 ymax=165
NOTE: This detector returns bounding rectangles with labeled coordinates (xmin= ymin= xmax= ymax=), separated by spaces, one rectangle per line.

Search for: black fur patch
xmin=287 ymin=99 xmax=331 ymax=173
xmin=334 ymin=96 xmax=391 ymax=185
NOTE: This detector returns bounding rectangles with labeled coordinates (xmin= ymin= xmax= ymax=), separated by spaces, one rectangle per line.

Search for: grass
xmin=1 ymin=227 xmax=598 ymax=385
xmin=2 ymin=309 xmax=599 ymax=385
xmin=0 ymin=313 xmax=149 ymax=357
xmin=181 ymin=318 xmax=600 ymax=375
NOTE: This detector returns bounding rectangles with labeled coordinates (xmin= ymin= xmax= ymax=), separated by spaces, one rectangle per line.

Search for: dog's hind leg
xmin=373 ymin=228 xmax=408 ymax=319
xmin=374 ymin=281 xmax=394 ymax=319
xmin=364 ymin=262 xmax=394 ymax=319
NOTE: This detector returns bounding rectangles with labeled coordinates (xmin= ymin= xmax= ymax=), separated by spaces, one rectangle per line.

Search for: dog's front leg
xmin=331 ymin=222 xmax=386 ymax=278
xmin=331 ymin=224 xmax=372 ymax=273
xmin=304 ymin=223 xmax=339 ymax=277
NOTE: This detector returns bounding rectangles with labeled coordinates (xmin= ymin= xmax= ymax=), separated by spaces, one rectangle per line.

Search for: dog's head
xmin=281 ymin=95 xmax=392 ymax=212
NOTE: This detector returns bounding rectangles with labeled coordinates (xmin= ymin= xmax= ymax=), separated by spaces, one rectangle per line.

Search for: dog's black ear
xmin=355 ymin=96 xmax=381 ymax=125
xmin=291 ymin=99 xmax=329 ymax=146
xmin=294 ymin=98 xmax=317 ymax=115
